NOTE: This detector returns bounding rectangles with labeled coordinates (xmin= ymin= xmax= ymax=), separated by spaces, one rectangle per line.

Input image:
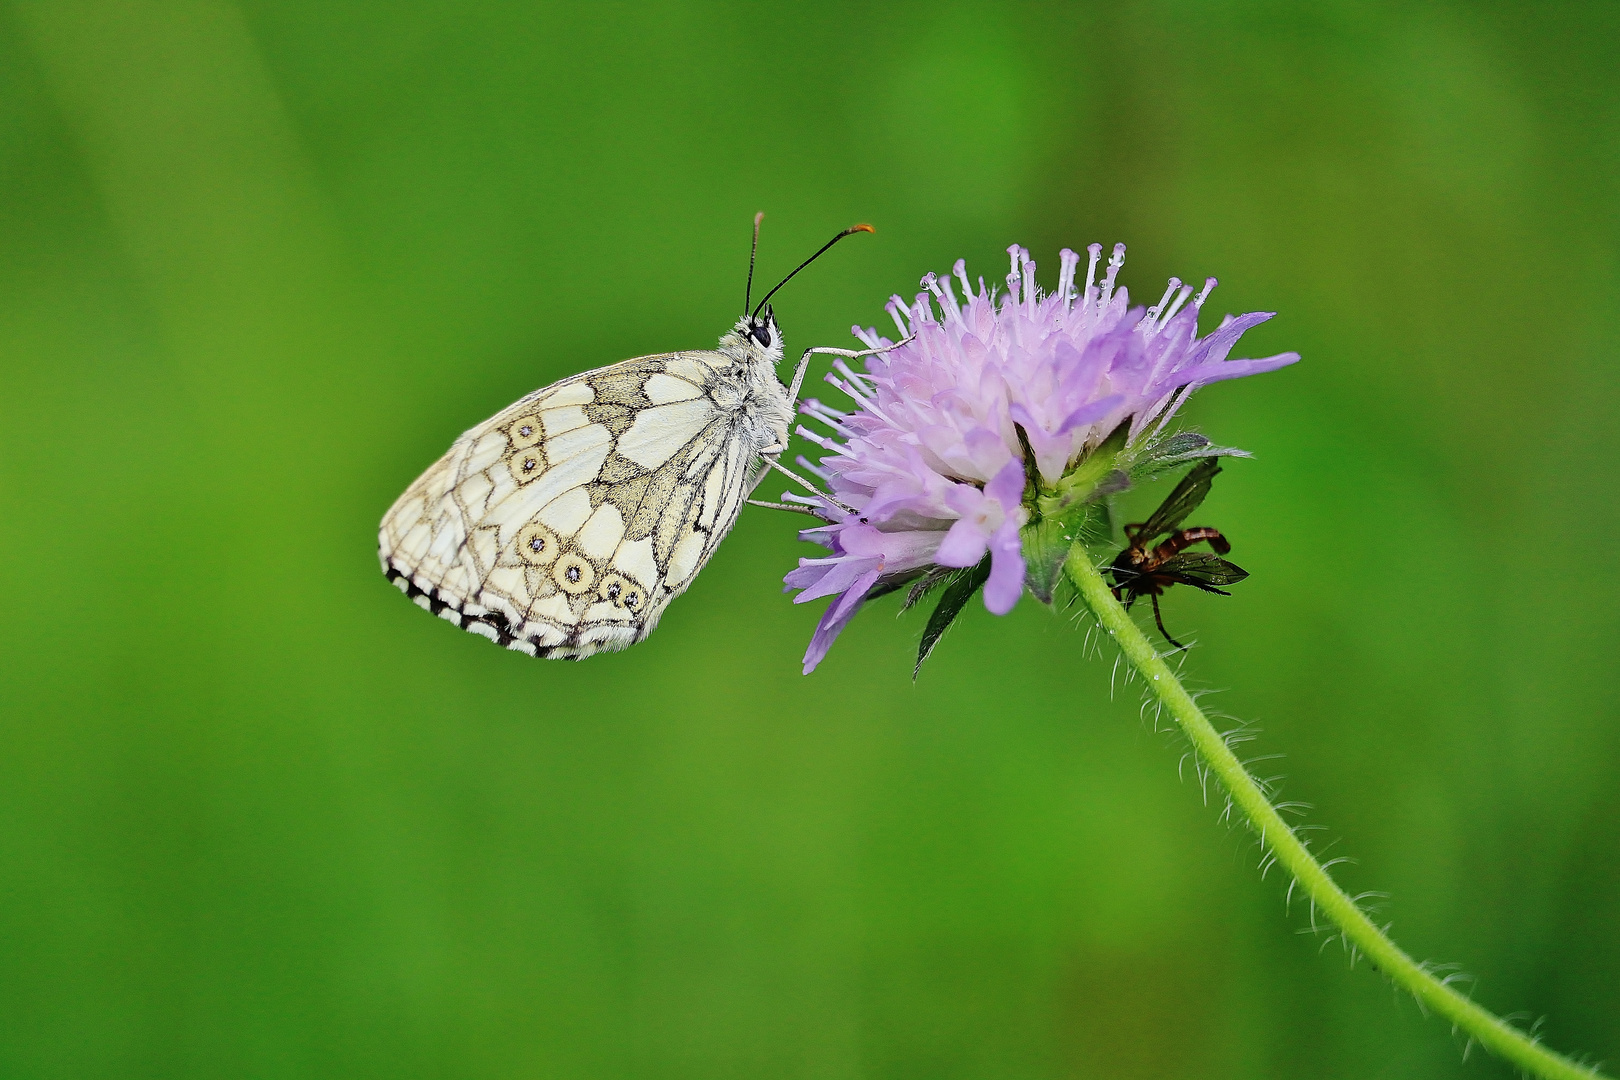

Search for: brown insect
xmin=1108 ymin=457 xmax=1249 ymax=649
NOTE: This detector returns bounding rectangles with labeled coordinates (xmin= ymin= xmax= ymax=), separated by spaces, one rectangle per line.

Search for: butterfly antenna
xmin=752 ymin=223 xmax=874 ymax=320
xmin=744 ymin=211 xmax=765 ymax=316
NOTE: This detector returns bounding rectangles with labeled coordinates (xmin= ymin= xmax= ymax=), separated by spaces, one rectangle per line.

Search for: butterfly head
xmin=730 ymin=217 xmax=873 ymax=368
xmin=719 ymin=306 xmax=783 ymax=365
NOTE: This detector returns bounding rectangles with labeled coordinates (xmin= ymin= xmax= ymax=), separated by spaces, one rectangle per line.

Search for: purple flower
xmin=935 ymin=460 xmax=1027 ymax=614
xmin=785 ymin=243 xmax=1299 ymax=673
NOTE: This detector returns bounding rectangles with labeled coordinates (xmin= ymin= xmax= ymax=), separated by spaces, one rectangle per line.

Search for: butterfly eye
xmin=750 ymin=323 xmax=772 ymax=347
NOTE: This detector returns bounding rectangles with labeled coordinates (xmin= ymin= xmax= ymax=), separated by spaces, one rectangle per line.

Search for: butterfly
xmin=379 ymin=217 xmax=877 ymax=659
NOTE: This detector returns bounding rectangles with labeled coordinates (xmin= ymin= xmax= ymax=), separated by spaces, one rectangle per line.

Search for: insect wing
xmin=1157 ymin=551 xmax=1249 ymax=592
xmin=1135 ymin=457 xmax=1221 ymax=542
xmin=380 ymin=351 xmax=759 ymax=659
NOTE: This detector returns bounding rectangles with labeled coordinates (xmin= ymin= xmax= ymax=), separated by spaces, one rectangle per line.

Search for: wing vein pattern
xmin=379 ymin=350 xmax=770 ymax=659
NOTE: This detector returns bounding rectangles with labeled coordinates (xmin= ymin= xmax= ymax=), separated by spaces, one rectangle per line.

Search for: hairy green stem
xmin=1062 ymin=546 xmax=1603 ymax=1080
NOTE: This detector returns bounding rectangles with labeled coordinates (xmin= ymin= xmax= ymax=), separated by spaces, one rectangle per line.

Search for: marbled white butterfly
xmin=379 ymin=218 xmax=877 ymax=659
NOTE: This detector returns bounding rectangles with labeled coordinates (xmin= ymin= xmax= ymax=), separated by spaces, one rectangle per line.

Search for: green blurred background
xmin=2 ymin=2 xmax=1616 ymax=1077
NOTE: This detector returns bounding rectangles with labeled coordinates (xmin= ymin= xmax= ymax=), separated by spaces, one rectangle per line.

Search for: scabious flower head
xmin=785 ymin=243 xmax=1299 ymax=674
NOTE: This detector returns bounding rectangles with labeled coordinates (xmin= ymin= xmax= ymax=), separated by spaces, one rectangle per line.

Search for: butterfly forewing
xmin=380 ymin=346 xmax=780 ymax=659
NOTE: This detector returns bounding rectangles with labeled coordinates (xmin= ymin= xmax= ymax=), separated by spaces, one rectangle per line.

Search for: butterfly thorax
xmin=714 ymin=315 xmax=794 ymax=454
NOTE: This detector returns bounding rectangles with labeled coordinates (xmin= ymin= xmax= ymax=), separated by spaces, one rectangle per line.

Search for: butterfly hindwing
xmin=380 ymin=349 xmax=768 ymax=659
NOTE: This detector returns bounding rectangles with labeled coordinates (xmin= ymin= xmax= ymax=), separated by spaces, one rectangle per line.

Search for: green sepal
xmin=1020 ymin=516 xmax=1069 ymax=605
xmin=1128 ymin=431 xmax=1251 ymax=482
xmin=1021 ymin=420 xmax=1132 ymax=603
xmin=900 ymin=566 xmax=956 ymax=611
xmin=914 ymin=559 xmax=991 ymax=679
xmin=1037 ymin=419 xmax=1132 ymax=519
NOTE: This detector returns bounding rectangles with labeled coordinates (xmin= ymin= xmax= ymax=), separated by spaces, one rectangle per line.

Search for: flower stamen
xmin=1081 ymin=243 xmax=1103 ymax=315
xmin=1058 ymin=248 xmax=1081 ymax=317
xmin=1161 ymin=282 xmax=1195 ymax=327
xmin=1193 ymin=276 xmax=1218 ymax=310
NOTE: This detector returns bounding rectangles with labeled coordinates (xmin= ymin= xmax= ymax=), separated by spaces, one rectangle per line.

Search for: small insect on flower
xmin=1107 ymin=458 xmax=1249 ymax=650
xmin=379 ymin=215 xmax=876 ymax=659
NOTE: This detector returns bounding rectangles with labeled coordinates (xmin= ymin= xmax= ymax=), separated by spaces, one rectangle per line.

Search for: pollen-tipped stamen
xmin=1147 ymin=278 xmax=1181 ymax=325
xmin=1081 ymin=243 xmax=1103 ymax=315
xmin=952 ymin=258 xmax=975 ymax=305
xmin=1101 ymin=242 xmax=1126 ymax=306
xmin=1058 ymin=248 xmax=1081 ymax=316
xmin=1161 ymin=283 xmax=1195 ymax=327
xmin=1193 ymin=276 xmax=1218 ymax=310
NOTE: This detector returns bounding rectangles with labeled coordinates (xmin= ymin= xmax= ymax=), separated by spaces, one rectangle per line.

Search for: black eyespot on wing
xmin=516 ymin=521 xmax=561 ymax=567
xmin=552 ymin=553 xmax=596 ymax=596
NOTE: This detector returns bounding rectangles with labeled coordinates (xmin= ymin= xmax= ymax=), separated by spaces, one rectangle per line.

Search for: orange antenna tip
xmin=752 ymin=220 xmax=877 ymax=318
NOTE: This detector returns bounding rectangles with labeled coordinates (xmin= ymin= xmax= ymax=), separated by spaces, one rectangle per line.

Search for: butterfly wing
xmin=380 ymin=351 xmax=764 ymax=658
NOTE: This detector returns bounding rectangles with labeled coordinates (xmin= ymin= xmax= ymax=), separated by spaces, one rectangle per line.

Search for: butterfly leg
xmin=785 ymin=337 xmax=915 ymax=405
xmin=1151 ymin=593 xmax=1186 ymax=652
xmin=757 ymin=337 xmax=917 ymax=523
xmin=744 ymin=458 xmax=835 ymax=517
xmin=759 ymin=455 xmax=857 ymax=515
xmin=744 ymin=498 xmax=824 ymax=517
xmin=785 ymin=349 xmax=817 ymax=406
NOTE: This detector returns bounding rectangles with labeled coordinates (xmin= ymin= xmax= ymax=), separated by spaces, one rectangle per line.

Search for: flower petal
xmin=789 ymin=556 xmax=877 ymax=604
xmin=983 ymin=519 xmax=1025 ymax=615
xmin=801 ymin=566 xmax=882 ymax=674
xmin=934 ymin=517 xmax=990 ymax=568
xmin=985 ymin=459 xmax=1026 ymax=511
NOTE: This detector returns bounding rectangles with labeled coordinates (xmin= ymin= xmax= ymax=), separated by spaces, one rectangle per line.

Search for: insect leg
xmin=785 ymin=349 xmax=817 ymax=406
xmin=745 ymin=498 xmax=824 ymax=517
xmin=1152 ymin=593 xmax=1186 ymax=651
xmin=760 ymin=455 xmax=857 ymax=515
xmin=786 ymin=337 xmax=914 ymax=405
